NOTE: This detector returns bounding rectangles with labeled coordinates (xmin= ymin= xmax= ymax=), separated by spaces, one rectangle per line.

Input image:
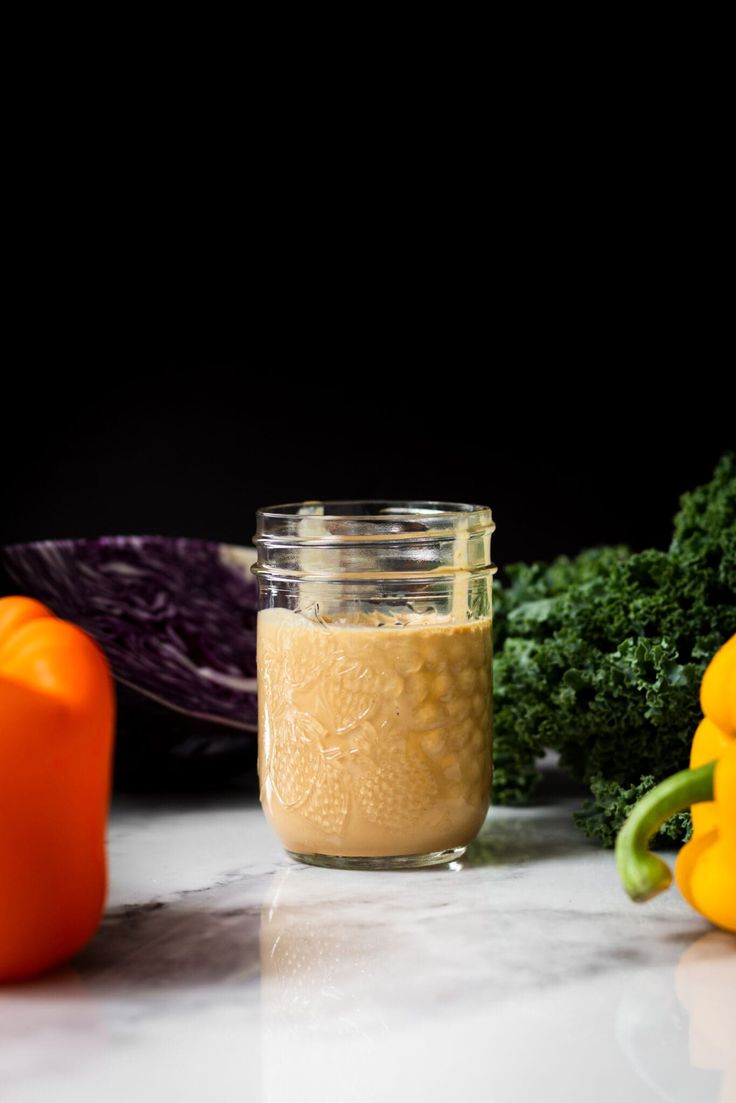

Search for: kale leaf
xmin=492 ymin=454 xmax=736 ymax=846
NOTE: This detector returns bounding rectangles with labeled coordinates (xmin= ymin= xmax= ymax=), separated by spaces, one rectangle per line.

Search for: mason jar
xmin=252 ymin=501 xmax=495 ymax=869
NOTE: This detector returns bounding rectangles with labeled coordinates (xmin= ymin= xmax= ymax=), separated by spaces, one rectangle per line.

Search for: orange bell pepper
xmin=0 ymin=596 xmax=115 ymax=981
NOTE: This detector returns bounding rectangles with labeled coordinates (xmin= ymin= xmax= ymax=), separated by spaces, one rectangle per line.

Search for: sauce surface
xmin=257 ymin=607 xmax=492 ymax=857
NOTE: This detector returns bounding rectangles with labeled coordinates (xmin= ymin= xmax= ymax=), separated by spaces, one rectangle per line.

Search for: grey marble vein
xmin=0 ymin=794 xmax=732 ymax=1103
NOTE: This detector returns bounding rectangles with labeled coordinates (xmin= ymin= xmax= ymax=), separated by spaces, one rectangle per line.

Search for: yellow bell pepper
xmin=690 ymin=633 xmax=736 ymax=834
xmin=616 ymin=634 xmax=736 ymax=933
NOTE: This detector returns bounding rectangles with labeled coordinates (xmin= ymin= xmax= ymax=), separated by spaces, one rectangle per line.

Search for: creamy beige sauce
xmin=257 ymin=607 xmax=492 ymax=857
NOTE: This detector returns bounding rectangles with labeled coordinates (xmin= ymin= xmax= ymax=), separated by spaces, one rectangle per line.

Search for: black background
xmin=2 ymin=69 xmax=732 ymax=581
xmin=1 ymin=361 xmax=732 ymax=583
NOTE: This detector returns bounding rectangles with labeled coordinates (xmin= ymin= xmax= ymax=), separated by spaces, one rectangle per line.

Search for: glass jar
xmin=252 ymin=501 xmax=496 ymax=870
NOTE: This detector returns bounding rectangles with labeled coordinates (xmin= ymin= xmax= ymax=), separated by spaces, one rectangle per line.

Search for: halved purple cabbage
xmin=1 ymin=537 xmax=259 ymax=786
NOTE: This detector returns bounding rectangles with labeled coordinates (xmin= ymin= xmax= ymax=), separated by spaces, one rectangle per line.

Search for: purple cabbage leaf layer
xmin=1 ymin=536 xmax=259 ymax=738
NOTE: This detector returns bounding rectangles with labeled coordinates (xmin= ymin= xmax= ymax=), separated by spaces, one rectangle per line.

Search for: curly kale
xmin=492 ymin=454 xmax=736 ymax=846
xmin=573 ymin=775 xmax=693 ymax=849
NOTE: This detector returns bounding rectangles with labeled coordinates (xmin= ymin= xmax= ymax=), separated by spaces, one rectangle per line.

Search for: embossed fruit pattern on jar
xmin=257 ymin=608 xmax=492 ymax=858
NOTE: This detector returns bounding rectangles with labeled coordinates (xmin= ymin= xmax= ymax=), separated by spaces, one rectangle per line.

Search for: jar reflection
xmin=260 ymin=868 xmax=382 ymax=1031
xmin=259 ymin=868 xmax=389 ymax=1103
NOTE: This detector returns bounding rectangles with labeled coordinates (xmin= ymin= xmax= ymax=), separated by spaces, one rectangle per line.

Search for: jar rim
xmin=256 ymin=500 xmax=492 ymax=522
xmin=254 ymin=499 xmax=495 ymax=580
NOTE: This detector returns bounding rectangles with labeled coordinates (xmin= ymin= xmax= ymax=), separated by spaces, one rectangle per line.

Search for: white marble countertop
xmin=1 ymin=788 xmax=733 ymax=1103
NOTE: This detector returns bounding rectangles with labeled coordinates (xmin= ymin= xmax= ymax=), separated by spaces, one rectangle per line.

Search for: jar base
xmin=285 ymin=847 xmax=467 ymax=870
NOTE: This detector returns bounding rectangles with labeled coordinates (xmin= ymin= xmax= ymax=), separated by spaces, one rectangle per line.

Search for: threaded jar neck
xmin=253 ymin=501 xmax=495 ymax=582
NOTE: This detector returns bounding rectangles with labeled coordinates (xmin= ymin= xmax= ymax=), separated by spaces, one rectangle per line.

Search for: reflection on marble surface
xmin=678 ymin=933 xmax=736 ymax=1101
xmin=0 ymin=793 xmax=733 ymax=1102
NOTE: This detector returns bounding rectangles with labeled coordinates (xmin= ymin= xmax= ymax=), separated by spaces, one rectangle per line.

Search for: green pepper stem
xmin=615 ymin=761 xmax=715 ymax=903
